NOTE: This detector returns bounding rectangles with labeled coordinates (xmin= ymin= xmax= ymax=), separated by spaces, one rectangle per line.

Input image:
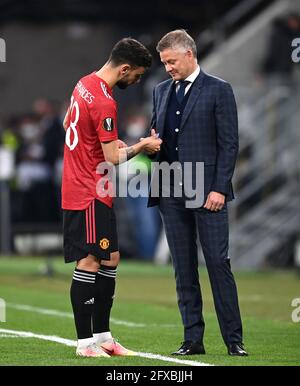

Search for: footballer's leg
xmin=93 ymin=250 xmax=119 ymax=338
xmin=72 ymin=254 xmax=110 ymax=358
xmin=91 ymin=199 xmax=136 ymax=356
xmin=93 ymin=251 xmax=136 ymax=356
xmin=64 ymin=203 xmax=110 ymax=357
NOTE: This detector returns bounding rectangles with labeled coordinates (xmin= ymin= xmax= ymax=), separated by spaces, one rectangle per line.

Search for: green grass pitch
xmin=0 ymin=257 xmax=299 ymax=366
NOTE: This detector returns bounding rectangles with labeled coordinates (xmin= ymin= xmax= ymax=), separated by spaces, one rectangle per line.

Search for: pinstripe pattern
xmin=148 ymin=69 xmax=239 ymax=208
xmin=159 ymin=198 xmax=242 ymax=345
xmin=152 ymin=69 xmax=243 ymax=346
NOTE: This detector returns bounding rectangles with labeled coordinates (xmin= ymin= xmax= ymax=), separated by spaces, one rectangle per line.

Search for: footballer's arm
xmin=102 ymin=136 xmax=162 ymax=165
xmin=63 ymin=108 xmax=70 ymax=131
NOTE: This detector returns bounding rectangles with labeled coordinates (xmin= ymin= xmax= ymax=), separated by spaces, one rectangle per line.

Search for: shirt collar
xmin=176 ymin=65 xmax=200 ymax=85
xmin=185 ymin=65 xmax=200 ymax=83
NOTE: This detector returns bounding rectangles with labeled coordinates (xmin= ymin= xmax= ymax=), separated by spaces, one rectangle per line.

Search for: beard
xmin=116 ymin=79 xmax=129 ymax=89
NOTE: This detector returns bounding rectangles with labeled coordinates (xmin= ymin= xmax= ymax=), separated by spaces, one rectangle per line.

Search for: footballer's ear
xmin=120 ymin=64 xmax=131 ymax=76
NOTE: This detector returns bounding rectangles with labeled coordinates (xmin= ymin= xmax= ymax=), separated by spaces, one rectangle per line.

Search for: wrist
xmin=133 ymin=141 xmax=143 ymax=154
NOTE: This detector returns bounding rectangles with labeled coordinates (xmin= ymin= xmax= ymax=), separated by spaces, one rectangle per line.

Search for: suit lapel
xmin=180 ymin=70 xmax=206 ymax=130
xmin=157 ymin=80 xmax=174 ymax=137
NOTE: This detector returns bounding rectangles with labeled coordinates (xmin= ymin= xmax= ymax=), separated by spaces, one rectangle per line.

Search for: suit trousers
xmin=159 ymin=196 xmax=243 ymax=345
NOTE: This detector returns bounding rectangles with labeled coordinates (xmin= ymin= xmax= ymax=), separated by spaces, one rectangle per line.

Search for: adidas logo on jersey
xmin=84 ymin=298 xmax=95 ymax=305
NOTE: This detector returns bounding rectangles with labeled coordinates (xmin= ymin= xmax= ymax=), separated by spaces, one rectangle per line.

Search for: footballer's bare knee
xmin=76 ymin=254 xmax=100 ymax=272
xmin=101 ymin=251 xmax=120 ymax=267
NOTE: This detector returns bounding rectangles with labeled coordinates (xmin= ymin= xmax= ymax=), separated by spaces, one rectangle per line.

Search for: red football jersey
xmin=62 ymin=72 xmax=118 ymax=210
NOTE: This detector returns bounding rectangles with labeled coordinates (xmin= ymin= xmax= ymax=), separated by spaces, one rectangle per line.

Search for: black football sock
xmin=70 ymin=268 xmax=96 ymax=339
xmin=92 ymin=265 xmax=117 ymax=334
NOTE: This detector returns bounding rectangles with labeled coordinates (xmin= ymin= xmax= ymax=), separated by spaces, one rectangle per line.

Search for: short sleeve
xmin=90 ymin=101 xmax=118 ymax=143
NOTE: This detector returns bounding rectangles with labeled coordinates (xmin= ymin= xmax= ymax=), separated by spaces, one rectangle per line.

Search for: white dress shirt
xmin=175 ymin=65 xmax=201 ymax=95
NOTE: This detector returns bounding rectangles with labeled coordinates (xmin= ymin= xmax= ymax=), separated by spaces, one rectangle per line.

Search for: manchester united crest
xmin=100 ymin=238 xmax=110 ymax=250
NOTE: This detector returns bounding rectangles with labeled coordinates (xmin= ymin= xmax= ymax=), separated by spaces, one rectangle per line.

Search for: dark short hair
xmin=109 ymin=38 xmax=152 ymax=68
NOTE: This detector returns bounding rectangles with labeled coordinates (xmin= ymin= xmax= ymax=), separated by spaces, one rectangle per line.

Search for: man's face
xmin=117 ymin=66 xmax=146 ymax=89
xmin=160 ymin=48 xmax=195 ymax=81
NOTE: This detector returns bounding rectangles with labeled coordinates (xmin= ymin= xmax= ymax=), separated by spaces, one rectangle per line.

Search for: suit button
xmin=175 ymin=147 xmax=178 ymax=151
xmin=179 ymin=182 xmax=183 ymax=186
xmin=175 ymin=128 xmax=179 ymax=132
xmin=176 ymin=111 xmax=180 ymax=115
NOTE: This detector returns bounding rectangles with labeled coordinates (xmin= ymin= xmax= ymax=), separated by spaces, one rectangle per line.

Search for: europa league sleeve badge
xmin=102 ymin=117 xmax=114 ymax=132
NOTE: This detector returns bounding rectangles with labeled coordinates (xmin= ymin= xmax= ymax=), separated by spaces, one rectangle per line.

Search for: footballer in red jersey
xmin=62 ymin=38 xmax=162 ymax=357
xmin=62 ymin=73 xmax=118 ymax=211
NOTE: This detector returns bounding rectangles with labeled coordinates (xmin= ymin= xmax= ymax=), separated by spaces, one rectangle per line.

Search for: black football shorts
xmin=63 ymin=199 xmax=118 ymax=263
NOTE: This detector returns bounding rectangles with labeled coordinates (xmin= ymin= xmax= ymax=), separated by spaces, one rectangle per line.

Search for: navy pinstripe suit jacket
xmin=148 ymin=69 xmax=239 ymax=208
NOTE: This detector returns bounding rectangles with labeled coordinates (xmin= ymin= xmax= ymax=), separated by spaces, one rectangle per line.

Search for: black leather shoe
xmin=227 ymin=343 xmax=248 ymax=356
xmin=172 ymin=341 xmax=206 ymax=356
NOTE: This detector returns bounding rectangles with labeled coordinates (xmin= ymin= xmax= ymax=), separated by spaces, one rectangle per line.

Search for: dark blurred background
xmin=0 ymin=0 xmax=299 ymax=269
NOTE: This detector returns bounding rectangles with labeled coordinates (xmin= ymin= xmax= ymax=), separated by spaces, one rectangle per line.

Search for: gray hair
xmin=156 ymin=29 xmax=197 ymax=57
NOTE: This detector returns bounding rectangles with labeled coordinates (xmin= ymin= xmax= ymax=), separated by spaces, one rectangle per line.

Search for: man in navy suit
xmin=147 ymin=30 xmax=248 ymax=356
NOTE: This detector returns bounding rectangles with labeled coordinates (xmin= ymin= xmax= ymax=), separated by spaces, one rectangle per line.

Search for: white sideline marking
xmin=0 ymin=328 xmax=76 ymax=347
xmin=7 ymin=303 xmax=178 ymax=328
xmin=0 ymin=334 xmax=20 ymax=338
xmin=136 ymin=352 xmax=212 ymax=366
xmin=7 ymin=303 xmax=73 ymax=318
xmin=0 ymin=328 xmax=212 ymax=366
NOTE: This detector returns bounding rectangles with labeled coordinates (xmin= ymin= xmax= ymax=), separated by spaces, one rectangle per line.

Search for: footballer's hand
xmin=117 ymin=139 xmax=128 ymax=149
xmin=140 ymin=135 xmax=162 ymax=154
xmin=140 ymin=129 xmax=161 ymax=154
xmin=204 ymin=191 xmax=225 ymax=212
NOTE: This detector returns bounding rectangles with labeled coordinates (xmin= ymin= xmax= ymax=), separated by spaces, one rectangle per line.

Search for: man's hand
xmin=140 ymin=129 xmax=161 ymax=154
xmin=204 ymin=191 xmax=225 ymax=212
xmin=140 ymin=134 xmax=162 ymax=154
xmin=117 ymin=139 xmax=128 ymax=149
xmin=102 ymin=132 xmax=161 ymax=165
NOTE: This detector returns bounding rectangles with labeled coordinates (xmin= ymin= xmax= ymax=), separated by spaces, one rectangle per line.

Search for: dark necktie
xmin=176 ymin=80 xmax=190 ymax=104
